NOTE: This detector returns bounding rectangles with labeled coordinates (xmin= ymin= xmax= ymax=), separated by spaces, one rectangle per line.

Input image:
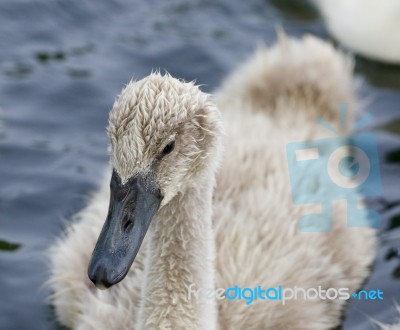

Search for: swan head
xmin=88 ymin=73 xmax=222 ymax=289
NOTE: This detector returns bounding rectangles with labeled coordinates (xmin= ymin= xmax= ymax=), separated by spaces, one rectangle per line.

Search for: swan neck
xmin=136 ymin=175 xmax=217 ymax=330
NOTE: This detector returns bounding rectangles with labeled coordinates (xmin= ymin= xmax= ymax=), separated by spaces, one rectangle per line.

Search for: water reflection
xmin=35 ymin=51 xmax=66 ymax=63
xmin=267 ymin=0 xmax=320 ymax=21
xmin=355 ymin=59 xmax=400 ymax=90
xmin=66 ymin=68 xmax=91 ymax=78
xmin=382 ymin=120 xmax=400 ymax=136
xmin=0 ymin=239 xmax=21 ymax=252
xmin=3 ymin=62 xmax=33 ymax=78
xmin=385 ymin=246 xmax=400 ymax=279
xmin=388 ymin=215 xmax=400 ymax=230
xmin=387 ymin=149 xmax=400 ymax=164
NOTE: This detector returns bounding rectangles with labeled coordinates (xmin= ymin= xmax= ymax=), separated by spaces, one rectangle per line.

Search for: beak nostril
xmin=122 ymin=217 xmax=134 ymax=232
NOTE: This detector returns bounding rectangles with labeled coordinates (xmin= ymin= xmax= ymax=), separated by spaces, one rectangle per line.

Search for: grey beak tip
xmin=88 ymin=264 xmax=114 ymax=289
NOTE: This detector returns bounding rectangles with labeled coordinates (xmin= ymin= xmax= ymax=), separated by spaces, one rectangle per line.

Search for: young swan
xmin=49 ymin=35 xmax=377 ymax=330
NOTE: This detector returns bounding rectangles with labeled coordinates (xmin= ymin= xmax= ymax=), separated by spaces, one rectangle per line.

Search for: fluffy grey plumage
xmin=48 ymin=35 xmax=376 ymax=330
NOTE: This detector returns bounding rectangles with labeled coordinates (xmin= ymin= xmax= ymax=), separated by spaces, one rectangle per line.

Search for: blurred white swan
xmin=311 ymin=0 xmax=400 ymax=64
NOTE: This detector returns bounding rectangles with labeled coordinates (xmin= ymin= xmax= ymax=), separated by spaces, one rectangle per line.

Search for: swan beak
xmin=88 ymin=170 xmax=162 ymax=289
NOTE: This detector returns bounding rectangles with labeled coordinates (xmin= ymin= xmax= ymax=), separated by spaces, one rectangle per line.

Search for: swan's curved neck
xmin=136 ymin=173 xmax=217 ymax=330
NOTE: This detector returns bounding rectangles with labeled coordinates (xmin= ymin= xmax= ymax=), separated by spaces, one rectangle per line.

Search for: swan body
xmin=49 ymin=35 xmax=376 ymax=330
xmin=311 ymin=0 xmax=400 ymax=63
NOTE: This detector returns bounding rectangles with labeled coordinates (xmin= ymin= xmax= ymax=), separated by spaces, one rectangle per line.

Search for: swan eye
xmin=161 ymin=141 xmax=175 ymax=156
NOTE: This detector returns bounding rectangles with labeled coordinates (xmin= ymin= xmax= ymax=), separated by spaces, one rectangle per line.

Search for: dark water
xmin=0 ymin=0 xmax=399 ymax=329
